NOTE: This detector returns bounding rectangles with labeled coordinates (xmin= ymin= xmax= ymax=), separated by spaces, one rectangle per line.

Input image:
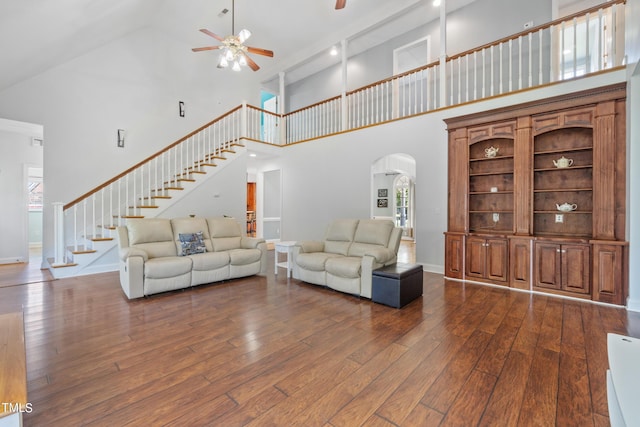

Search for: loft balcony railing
xmin=52 ymin=0 xmax=626 ymax=267
xmin=280 ymin=0 xmax=624 ymax=144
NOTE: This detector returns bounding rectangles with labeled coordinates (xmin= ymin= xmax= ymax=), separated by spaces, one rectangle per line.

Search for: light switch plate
xmin=555 ymin=214 xmax=564 ymax=223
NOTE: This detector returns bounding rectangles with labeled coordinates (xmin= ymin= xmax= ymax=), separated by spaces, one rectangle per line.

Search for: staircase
xmin=48 ymin=105 xmax=248 ymax=278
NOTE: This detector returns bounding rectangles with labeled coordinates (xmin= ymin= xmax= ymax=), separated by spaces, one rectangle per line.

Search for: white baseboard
xmin=419 ymin=263 xmax=444 ymax=275
xmin=0 ymin=257 xmax=26 ymax=264
xmin=626 ymin=296 xmax=640 ymax=312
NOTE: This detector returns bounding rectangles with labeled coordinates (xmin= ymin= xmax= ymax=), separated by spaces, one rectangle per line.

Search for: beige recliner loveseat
xmin=116 ymin=217 xmax=267 ymax=299
xmin=291 ymin=219 xmax=403 ymax=298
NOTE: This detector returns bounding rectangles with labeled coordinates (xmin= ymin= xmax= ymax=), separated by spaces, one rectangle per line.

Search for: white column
xmin=52 ymin=202 xmax=65 ymax=266
xmin=279 ymin=71 xmax=286 ymax=145
xmin=438 ymin=0 xmax=447 ymax=108
xmin=341 ymin=39 xmax=348 ymax=131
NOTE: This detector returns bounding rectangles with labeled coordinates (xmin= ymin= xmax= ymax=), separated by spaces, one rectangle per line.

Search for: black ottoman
xmin=372 ymin=263 xmax=423 ymax=308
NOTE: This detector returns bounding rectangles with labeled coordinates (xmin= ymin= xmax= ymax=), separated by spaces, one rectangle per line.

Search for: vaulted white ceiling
xmin=0 ymin=0 xmax=459 ymax=91
xmin=0 ymin=0 xmax=578 ymax=93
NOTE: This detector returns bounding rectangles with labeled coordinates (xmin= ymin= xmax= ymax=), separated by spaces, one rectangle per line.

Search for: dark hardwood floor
xmin=0 ymin=248 xmax=638 ymax=426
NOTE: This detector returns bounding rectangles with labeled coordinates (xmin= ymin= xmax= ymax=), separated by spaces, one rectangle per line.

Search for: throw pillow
xmin=179 ymin=232 xmax=207 ymax=256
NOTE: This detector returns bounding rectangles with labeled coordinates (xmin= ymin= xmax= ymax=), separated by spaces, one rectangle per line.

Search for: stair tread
xmin=47 ymin=257 xmax=78 ymax=268
xmin=87 ymin=236 xmax=114 ymax=241
xmin=69 ymin=247 xmax=97 ymax=254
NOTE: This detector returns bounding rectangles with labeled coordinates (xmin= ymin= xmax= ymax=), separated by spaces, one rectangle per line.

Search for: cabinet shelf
xmin=535 ymin=232 xmax=592 ymax=239
xmin=469 ymin=155 xmax=514 ymax=162
xmin=469 ymin=171 xmax=513 ymax=177
xmin=534 ymin=210 xmax=591 ymax=214
xmin=534 ymin=146 xmax=592 ymax=156
xmin=470 ymin=210 xmax=513 ymax=213
xmin=470 ymin=228 xmax=513 ymax=235
xmin=534 ymin=165 xmax=592 ymax=172
xmin=533 ymin=188 xmax=592 ymax=193
xmin=470 ymin=191 xmax=513 ymax=195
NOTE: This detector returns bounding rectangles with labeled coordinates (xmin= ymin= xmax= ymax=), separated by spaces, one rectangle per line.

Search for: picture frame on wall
xmin=378 ymin=189 xmax=388 ymax=197
xmin=377 ymin=198 xmax=388 ymax=208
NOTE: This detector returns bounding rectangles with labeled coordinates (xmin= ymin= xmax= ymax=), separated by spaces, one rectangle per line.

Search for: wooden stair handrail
xmin=64 ymin=105 xmax=243 ymax=210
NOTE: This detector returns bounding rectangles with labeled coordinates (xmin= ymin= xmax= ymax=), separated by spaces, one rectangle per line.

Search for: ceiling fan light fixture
xmin=238 ymin=29 xmax=251 ymax=43
xmin=218 ymin=54 xmax=229 ymax=68
xmin=193 ymin=0 xmax=273 ymax=72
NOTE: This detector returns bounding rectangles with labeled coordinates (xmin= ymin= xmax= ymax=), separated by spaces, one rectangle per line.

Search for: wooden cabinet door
xmin=509 ymin=237 xmax=532 ymax=290
xmin=535 ymin=242 xmax=561 ymax=290
xmin=486 ymin=238 xmax=508 ymax=282
xmin=561 ymin=244 xmax=590 ymax=294
xmin=592 ymin=243 xmax=626 ymax=304
xmin=466 ymin=236 xmax=487 ymax=279
xmin=444 ymin=233 xmax=464 ymax=279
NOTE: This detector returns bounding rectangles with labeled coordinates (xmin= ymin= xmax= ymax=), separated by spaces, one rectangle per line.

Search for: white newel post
xmin=52 ymin=202 xmax=65 ymax=266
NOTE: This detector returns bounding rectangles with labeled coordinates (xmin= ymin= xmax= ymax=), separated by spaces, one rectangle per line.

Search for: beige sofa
xmin=116 ymin=217 xmax=267 ymax=299
xmin=292 ymin=219 xmax=402 ymax=298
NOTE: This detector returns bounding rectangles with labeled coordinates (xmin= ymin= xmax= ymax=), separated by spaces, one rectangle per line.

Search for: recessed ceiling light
xmin=433 ymin=0 xmax=441 ymax=6
xmin=329 ymin=46 xmax=339 ymax=56
xmin=249 ymin=153 xmax=257 ymax=157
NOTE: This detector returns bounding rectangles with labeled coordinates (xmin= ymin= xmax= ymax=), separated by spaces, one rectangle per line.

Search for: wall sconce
xmin=179 ymin=101 xmax=185 ymax=117
xmin=117 ymin=129 xmax=125 ymax=148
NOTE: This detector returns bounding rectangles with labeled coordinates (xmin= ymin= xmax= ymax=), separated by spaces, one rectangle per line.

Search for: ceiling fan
xmin=335 ymin=0 xmax=347 ymax=9
xmin=191 ymin=0 xmax=273 ymax=71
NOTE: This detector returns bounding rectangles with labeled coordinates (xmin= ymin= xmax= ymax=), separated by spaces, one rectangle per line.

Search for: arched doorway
xmin=371 ymin=153 xmax=416 ymax=241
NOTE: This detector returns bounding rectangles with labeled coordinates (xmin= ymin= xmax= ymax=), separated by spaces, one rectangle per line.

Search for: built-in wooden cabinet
xmin=534 ymin=240 xmax=590 ymax=295
xmin=444 ymin=84 xmax=628 ymax=305
xmin=466 ymin=235 xmax=508 ymax=283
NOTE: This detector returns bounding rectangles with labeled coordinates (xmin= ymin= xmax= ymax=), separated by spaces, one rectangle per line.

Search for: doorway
xmin=27 ymin=167 xmax=44 ymax=263
xmin=371 ymin=153 xmax=416 ymax=241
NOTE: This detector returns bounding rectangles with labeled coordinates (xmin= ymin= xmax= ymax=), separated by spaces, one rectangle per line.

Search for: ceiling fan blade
xmin=335 ymin=0 xmax=346 ymax=9
xmin=243 ymin=54 xmax=260 ymax=71
xmin=199 ymin=29 xmax=224 ymax=41
xmin=191 ymin=46 xmax=221 ymax=52
xmin=246 ymin=46 xmax=274 ymax=58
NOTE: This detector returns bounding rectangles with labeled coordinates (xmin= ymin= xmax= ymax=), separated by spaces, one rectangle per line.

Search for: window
xmin=558 ymin=8 xmax=616 ymax=79
xmin=394 ymin=175 xmax=413 ymax=237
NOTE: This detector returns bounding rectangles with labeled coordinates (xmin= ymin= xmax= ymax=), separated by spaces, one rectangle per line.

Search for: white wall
xmin=0 ymin=130 xmax=43 ymax=263
xmin=0 ymin=27 xmax=264 ymax=262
